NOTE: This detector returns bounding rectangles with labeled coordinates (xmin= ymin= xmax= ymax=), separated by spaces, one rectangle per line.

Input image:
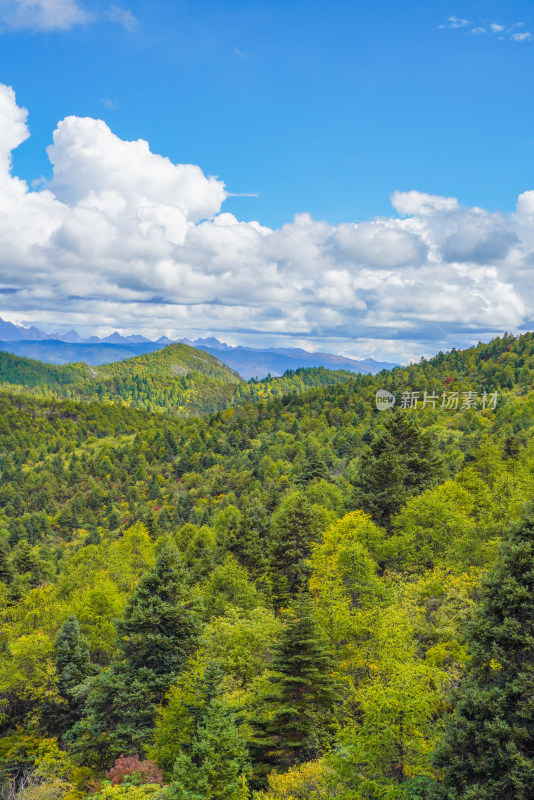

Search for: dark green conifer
xmin=168 ymin=696 xmax=250 ymax=800
xmin=55 ymin=615 xmax=94 ymax=731
xmin=354 ymin=411 xmax=442 ymax=527
xmin=269 ymin=491 xmax=320 ymax=606
xmin=68 ymin=547 xmax=201 ymax=767
xmin=431 ymin=504 xmax=534 ymax=799
xmin=0 ymin=542 xmax=13 ymax=584
xmin=253 ymin=592 xmax=338 ymax=771
xmin=235 ymin=496 xmax=269 ymax=579
xmin=298 ymin=440 xmax=329 ymax=485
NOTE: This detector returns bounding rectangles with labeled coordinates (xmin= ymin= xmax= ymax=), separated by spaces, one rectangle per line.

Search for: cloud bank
xmin=0 ymin=83 xmax=532 ymax=361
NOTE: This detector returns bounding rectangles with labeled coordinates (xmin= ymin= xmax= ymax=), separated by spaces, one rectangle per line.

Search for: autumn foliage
xmin=106 ymin=755 xmax=163 ymax=786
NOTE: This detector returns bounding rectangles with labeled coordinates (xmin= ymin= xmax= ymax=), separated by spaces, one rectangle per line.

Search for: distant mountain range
xmin=0 ymin=317 xmax=397 ymax=378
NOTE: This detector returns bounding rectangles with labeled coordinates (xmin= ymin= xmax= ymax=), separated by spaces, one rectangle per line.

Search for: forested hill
xmin=0 ymin=345 xmax=360 ymax=416
xmin=0 ymin=343 xmax=242 ymax=416
xmin=2 ymin=331 xmax=534 ymax=800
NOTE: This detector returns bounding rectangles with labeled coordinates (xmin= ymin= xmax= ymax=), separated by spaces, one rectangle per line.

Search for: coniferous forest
xmin=3 ymin=332 xmax=534 ymax=799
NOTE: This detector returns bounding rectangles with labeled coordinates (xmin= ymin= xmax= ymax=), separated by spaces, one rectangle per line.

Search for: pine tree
xmin=270 ymin=492 xmax=320 ymax=607
xmin=0 ymin=542 xmax=13 ymax=584
xmin=168 ymin=696 xmax=250 ymax=800
xmin=11 ymin=540 xmax=43 ymax=586
xmin=55 ymin=615 xmax=94 ymax=731
xmin=235 ymin=496 xmax=269 ymax=579
xmin=116 ymin=545 xmax=200 ymax=675
xmin=253 ymin=592 xmax=338 ymax=772
xmin=354 ymin=411 xmax=442 ymax=527
xmin=431 ymin=504 xmax=534 ymax=799
xmin=298 ymin=440 xmax=329 ymax=486
xmin=68 ymin=547 xmax=201 ymax=767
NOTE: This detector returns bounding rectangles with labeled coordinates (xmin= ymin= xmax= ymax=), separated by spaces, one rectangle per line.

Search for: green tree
xmin=55 ymin=614 xmax=95 ymax=731
xmin=298 ymin=440 xmax=329 ymax=486
xmin=167 ymin=696 xmax=250 ymax=800
xmin=431 ymin=504 xmax=534 ymax=799
xmin=354 ymin=412 xmax=442 ymax=528
xmin=269 ymin=492 xmax=321 ymax=607
xmin=69 ymin=547 xmax=201 ymax=767
xmin=253 ymin=592 xmax=338 ymax=772
xmin=0 ymin=542 xmax=13 ymax=584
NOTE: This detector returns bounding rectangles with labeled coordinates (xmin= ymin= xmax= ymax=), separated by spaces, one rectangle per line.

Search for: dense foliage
xmin=2 ymin=331 xmax=534 ymax=799
xmin=0 ymin=345 xmax=357 ymax=417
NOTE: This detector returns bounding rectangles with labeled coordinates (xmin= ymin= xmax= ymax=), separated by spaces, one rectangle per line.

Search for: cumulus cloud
xmin=0 ymin=82 xmax=532 ymax=361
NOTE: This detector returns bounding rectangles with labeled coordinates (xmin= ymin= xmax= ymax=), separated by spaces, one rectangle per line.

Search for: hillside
xmin=0 ymin=347 xmax=362 ymax=416
xmin=1 ymin=331 xmax=534 ymax=799
xmin=0 ymin=343 xmax=242 ymax=417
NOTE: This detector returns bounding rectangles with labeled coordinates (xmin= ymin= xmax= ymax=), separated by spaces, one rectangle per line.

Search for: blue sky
xmin=0 ymin=0 xmax=534 ymax=361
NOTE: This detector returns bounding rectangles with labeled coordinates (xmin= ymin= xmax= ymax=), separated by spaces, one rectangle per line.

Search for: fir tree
xmin=235 ymin=496 xmax=269 ymax=579
xmin=354 ymin=411 xmax=442 ymax=527
xmin=54 ymin=615 xmax=94 ymax=731
xmin=253 ymin=592 xmax=338 ymax=772
xmin=68 ymin=547 xmax=201 ymax=767
xmin=270 ymin=492 xmax=320 ymax=606
xmin=298 ymin=440 xmax=329 ymax=486
xmin=0 ymin=542 xmax=13 ymax=584
xmin=11 ymin=540 xmax=43 ymax=586
xmin=168 ymin=696 xmax=250 ymax=800
xmin=431 ymin=504 xmax=534 ymax=799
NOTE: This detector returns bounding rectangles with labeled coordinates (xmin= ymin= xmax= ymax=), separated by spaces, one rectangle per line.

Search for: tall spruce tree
xmin=253 ymin=592 xmax=338 ymax=772
xmin=431 ymin=504 xmax=534 ymax=799
xmin=269 ymin=492 xmax=321 ymax=607
xmin=55 ymin=615 xmax=94 ymax=732
xmin=235 ymin=496 xmax=269 ymax=580
xmin=0 ymin=542 xmax=13 ymax=584
xmin=168 ymin=696 xmax=250 ymax=800
xmin=68 ymin=547 xmax=201 ymax=768
xmin=354 ymin=411 xmax=442 ymax=527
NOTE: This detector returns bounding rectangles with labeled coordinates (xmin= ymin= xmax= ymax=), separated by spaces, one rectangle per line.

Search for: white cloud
xmin=0 ymin=83 xmax=533 ymax=361
xmin=104 ymin=4 xmax=137 ymax=31
xmin=0 ymin=0 xmax=137 ymax=32
xmin=447 ymin=16 xmax=470 ymax=28
xmin=511 ymin=31 xmax=532 ymax=41
xmin=0 ymin=0 xmax=91 ymax=30
xmin=441 ymin=16 xmax=532 ymax=42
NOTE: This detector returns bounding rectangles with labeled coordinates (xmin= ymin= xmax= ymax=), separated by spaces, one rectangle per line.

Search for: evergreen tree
xmin=270 ymin=492 xmax=320 ymax=606
xmin=11 ymin=540 xmax=43 ymax=586
xmin=68 ymin=547 xmax=201 ymax=767
xmin=298 ymin=440 xmax=329 ymax=486
xmin=168 ymin=696 xmax=250 ymax=800
xmin=0 ymin=542 xmax=13 ymax=584
xmin=235 ymin=496 xmax=269 ymax=579
xmin=253 ymin=592 xmax=338 ymax=772
xmin=54 ymin=615 xmax=94 ymax=731
xmin=116 ymin=545 xmax=200 ymax=674
xmin=431 ymin=504 xmax=534 ymax=799
xmin=354 ymin=411 xmax=442 ymax=527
